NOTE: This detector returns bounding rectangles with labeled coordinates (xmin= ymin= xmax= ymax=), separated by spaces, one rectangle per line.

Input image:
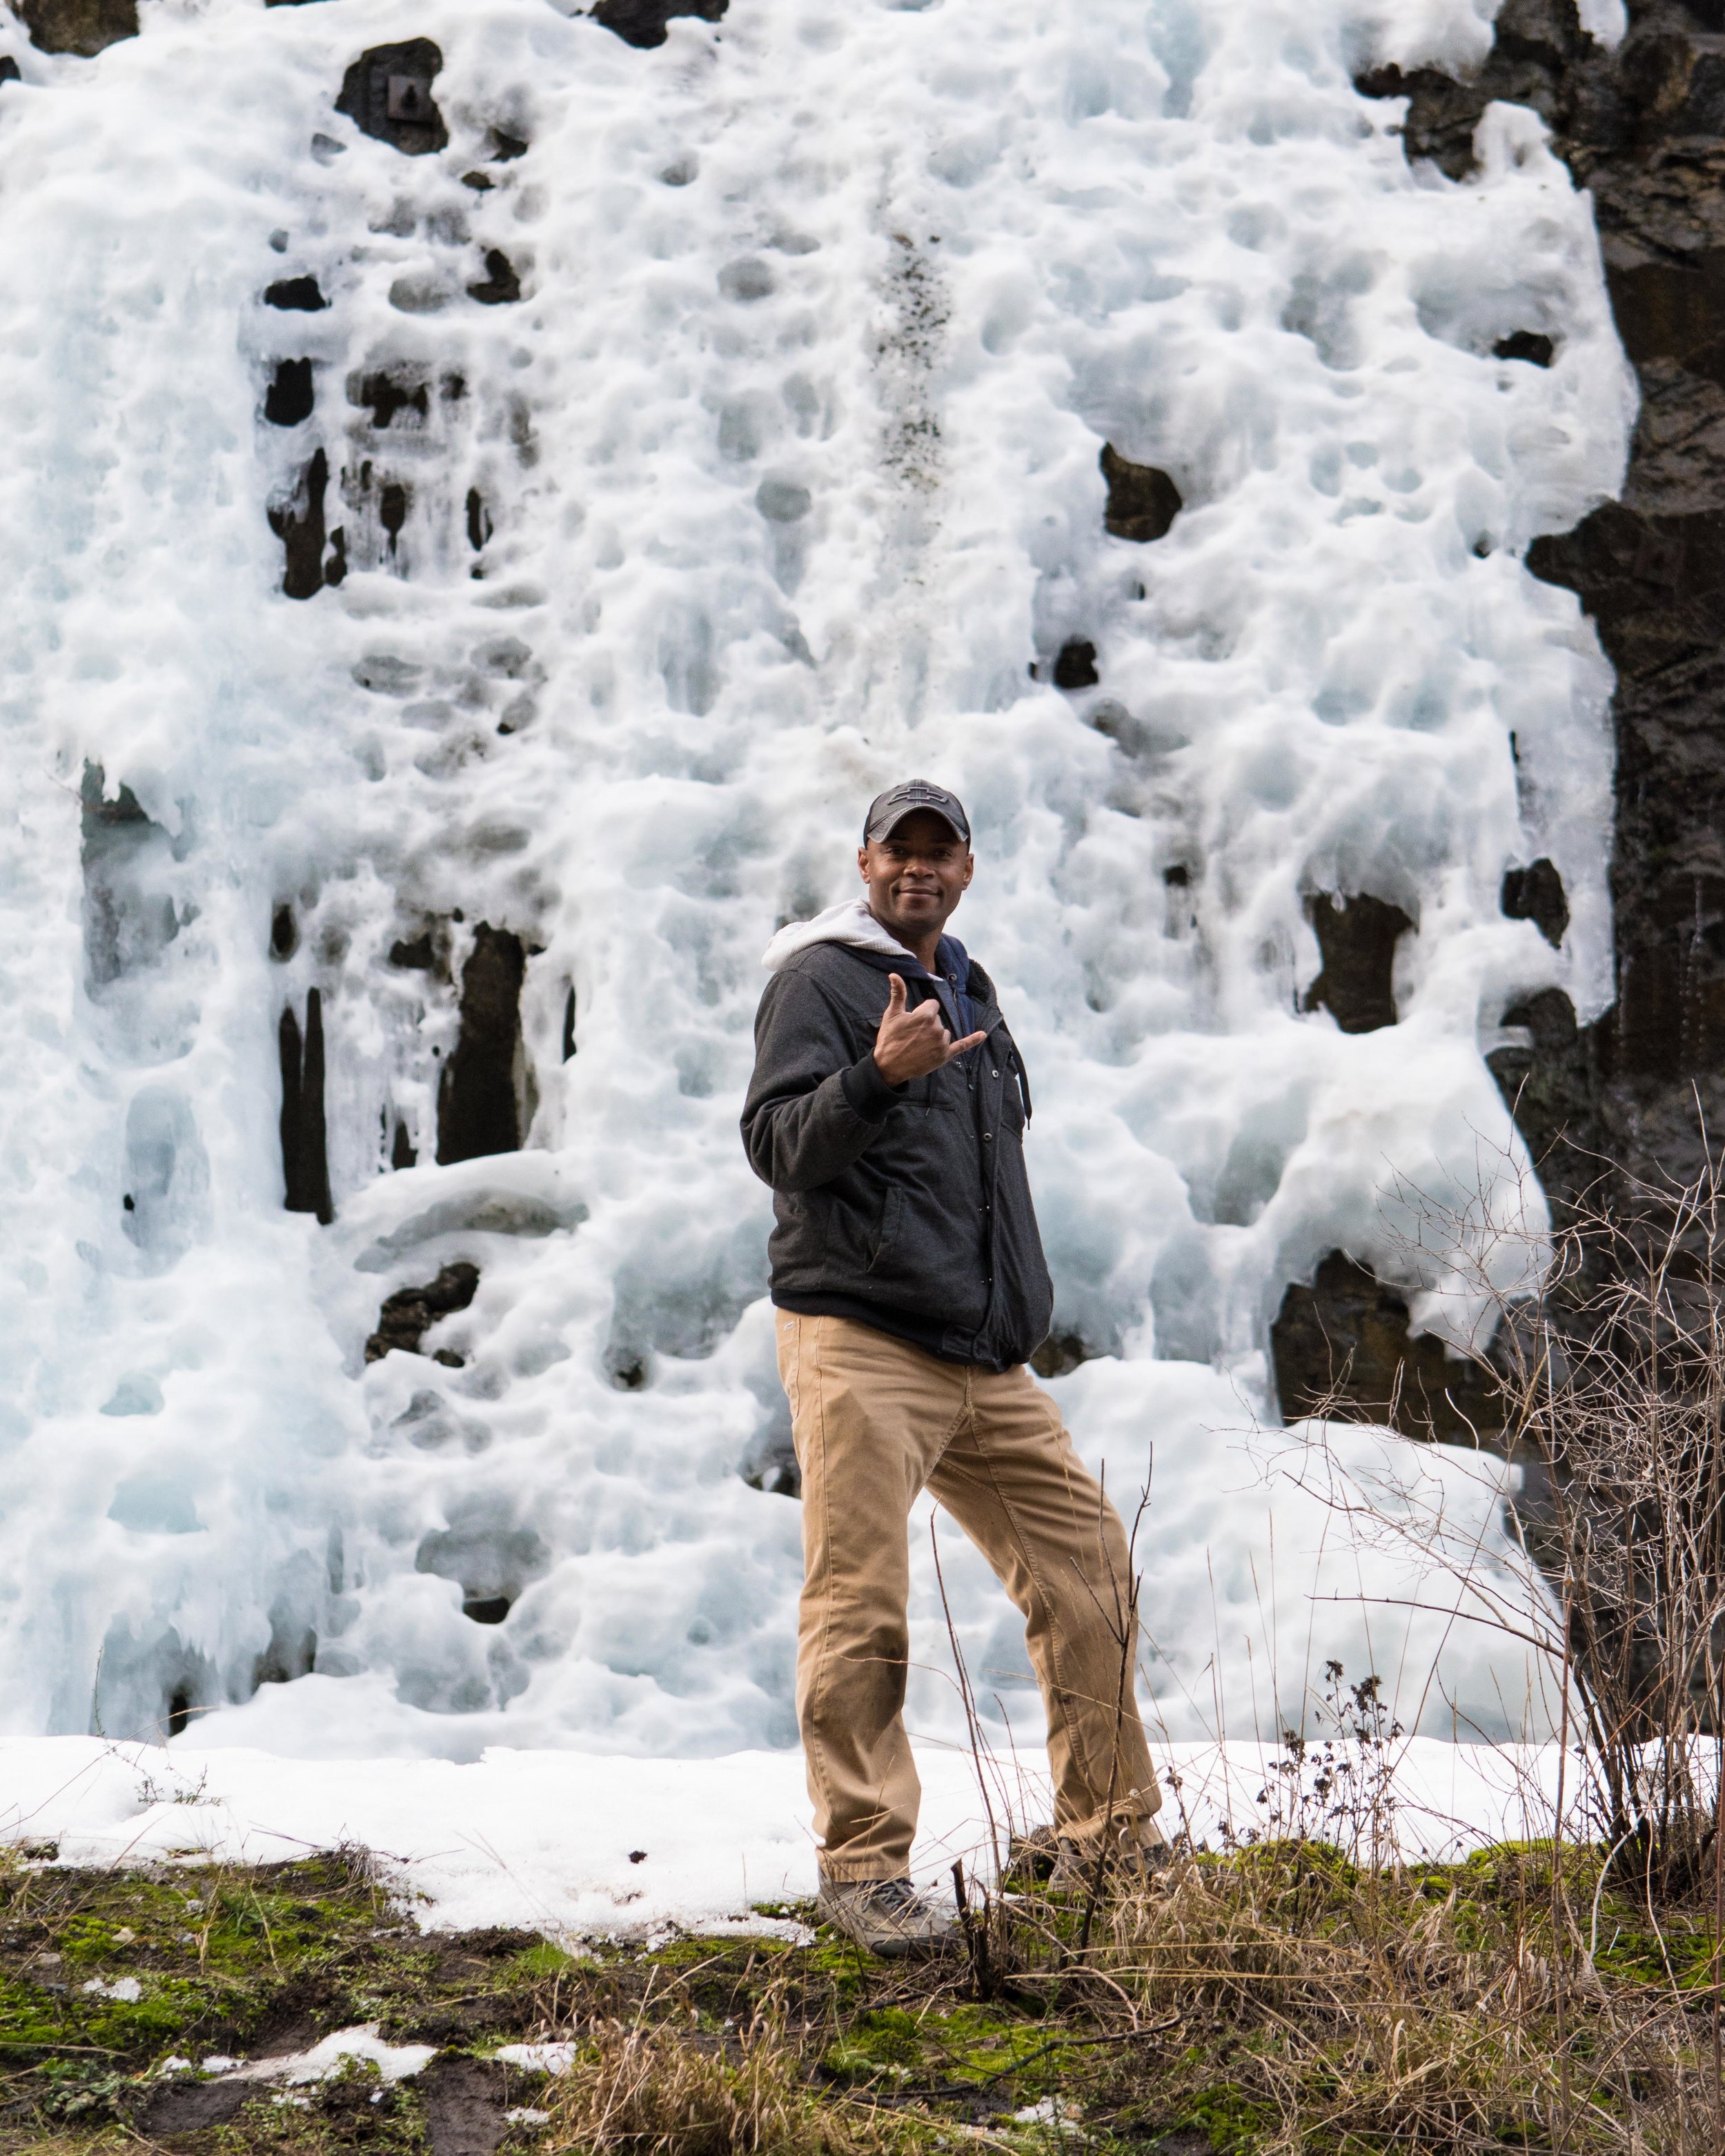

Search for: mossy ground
xmin=0 ymin=1839 xmax=1720 ymax=2153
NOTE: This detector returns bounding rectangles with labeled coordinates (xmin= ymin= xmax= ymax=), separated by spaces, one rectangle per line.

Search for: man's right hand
xmin=871 ymin=971 xmax=987 ymax=1087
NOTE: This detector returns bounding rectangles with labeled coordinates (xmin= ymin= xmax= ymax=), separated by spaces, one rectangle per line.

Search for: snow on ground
xmin=0 ymin=1736 xmax=1577 ymax=1939
xmin=0 ymin=0 xmax=1631 ymax=1758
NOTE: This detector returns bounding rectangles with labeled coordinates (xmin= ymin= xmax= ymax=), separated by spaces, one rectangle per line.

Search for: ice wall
xmin=0 ymin=0 xmax=1632 ymax=1756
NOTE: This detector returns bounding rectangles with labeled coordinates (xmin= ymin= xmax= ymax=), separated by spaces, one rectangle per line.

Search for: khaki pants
xmin=776 ymin=1311 xmax=1161 ymax=1881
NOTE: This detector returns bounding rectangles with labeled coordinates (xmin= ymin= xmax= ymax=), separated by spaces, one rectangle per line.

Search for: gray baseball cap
xmin=862 ymin=780 xmax=971 ymax=848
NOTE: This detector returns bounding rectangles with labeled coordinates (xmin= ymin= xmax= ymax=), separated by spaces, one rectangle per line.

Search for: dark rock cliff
xmin=1273 ymin=0 xmax=1725 ymax=1435
xmin=1365 ymin=0 xmax=1725 ymax=1213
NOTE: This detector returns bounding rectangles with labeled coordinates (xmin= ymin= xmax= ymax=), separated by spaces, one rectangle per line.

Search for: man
xmin=741 ymin=780 xmax=1165 ymax=1957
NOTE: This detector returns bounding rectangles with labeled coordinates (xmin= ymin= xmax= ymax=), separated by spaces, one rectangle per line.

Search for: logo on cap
xmin=862 ymin=781 xmax=972 ymax=847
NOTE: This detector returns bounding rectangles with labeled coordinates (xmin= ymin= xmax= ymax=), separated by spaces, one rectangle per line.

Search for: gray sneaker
xmin=816 ymin=1877 xmax=960 ymax=1958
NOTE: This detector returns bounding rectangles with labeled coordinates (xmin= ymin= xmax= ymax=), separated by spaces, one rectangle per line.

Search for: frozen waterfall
xmin=0 ymin=0 xmax=1632 ymax=1758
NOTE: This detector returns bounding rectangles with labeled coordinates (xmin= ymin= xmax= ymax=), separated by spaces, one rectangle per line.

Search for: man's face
xmin=858 ymin=809 xmax=974 ymax=944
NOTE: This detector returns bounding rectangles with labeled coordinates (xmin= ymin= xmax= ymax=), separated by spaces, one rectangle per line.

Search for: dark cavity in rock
xmin=391 ymin=1119 xmax=416 ymax=1170
xmin=352 ymin=366 xmax=429 ymax=428
xmin=264 ymin=275 xmax=328 ymax=312
xmin=18 ymin=0 xmax=135 ymax=55
xmin=1303 ymin=892 xmax=1412 ymax=1034
xmin=1494 ymin=330 xmax=1556 ymax=366
xmin=268 ymin=447 xmax=342 ymax=600
xmin=253 ymin=1614 xmax=317 ymax=1688
xmin=591 ymin=0 xmax=727 ymax=49
xmin=1030 ymin=1331 xmax=1092 ymax=1380
xmin=364 ymin=1261 xmax=480 ymax=1363
xmin=562 ymin=985 xmax=578 ymax=1062
xmin=264 ymin=358 xmax=315 ymax=427
xmin=1053 ymin=640 xmax=1098 ymax=690
xmin=468 ymin=248 xmax=522 ymax=305
xmin=489 ymin=127 xmax=529 ymax=160
xmin=335 ymin=39 xmax=448 ymax=156
xmin=466 ymin=489 xmax=494 ymax=552
xmin=1501 ymin=856 xmax=1570 ymax=947
xmin=0 ymin=57 xmax=21 ymax=83
xmin=279 ymin=989 xmax=334 ymax=1225
xmin=270 ymin=904 xmax=297 ymax=960
xmin=1100 ymin=443 xmax=1183 ymax=542
xmin=389 ymin=931 xmax=437 ymax=971
xmin=380 ymin=480 xmax=408 ymax=554
xmin=437 ymin=925 xmax=529 ymax=1165
xmin=1271 ymin=1252 xmax=1503 ymax=1444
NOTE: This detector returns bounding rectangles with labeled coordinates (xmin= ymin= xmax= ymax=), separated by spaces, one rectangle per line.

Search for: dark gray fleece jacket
xmin=740 ymin=900 xmax=1054 ymax=1370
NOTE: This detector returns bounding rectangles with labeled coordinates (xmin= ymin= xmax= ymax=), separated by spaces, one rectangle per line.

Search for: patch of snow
xmin=497 ymin=2041 xmax=579 ymax=2075
xmin=233 ymin=2024 xmax=437 ymax=2086
xmin=0 ymin=1734 xmax=1588 ymax=1942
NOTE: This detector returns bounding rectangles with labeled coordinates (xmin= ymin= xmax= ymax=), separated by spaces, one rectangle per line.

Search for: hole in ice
xmin=466 ymin=489 xmax=493 ymax=553
xmin=469 ymin=249 xmax=523 ymax=306
xmin=1493 ymin=330 xmax=1555 ymax=367
xmin=379 ymin=481 xmax=409 ymax=553
xmin=392 ymin=1120 xmax=417 ymax=1170
xmin=1053 ymin=640 xmax=1098 ymax=691
xmin=100 ymin=1374 xmax=164 ymax=1418
xmin=756 ymin=477 xmax=811 ymax=524
xmin=353 ymin=653 xmax=424 ymax=697
xmin=562 ymin=986 xmax=578 ymax=1062
xmin=1501 ymin=858 xmax=1570 ymax=948
xmin=254 ymin=1613 xmax=317 ymax=1687
xmin=267 ymin=448 xmax=341 ymax=600
xmin=391 ymin=1390 xmax=489 ymax=1454
xmin=1271 ymin=1254 xmax=1503 ymax=1445
xmin=462 ymin=1597 xmax=512 ymax=1625
xmin=1100 ymin=444 xmax=1182 ymax=542
xmin=415 ymin=1501 xmax=549 ymax=1616
xmin=608 ymin=1354 xmax=649 ymax=1391
xmin=109 ymin=1474 xmax=201 ymax=1536
xmin=279 ymin=991 xmax=335 ymax=1224
xmin=264 ymin=276 xmax=328 ymax=313
xmin=1281 ymin=264 xmax=1370 ymax=371
xmin=591 ymin=0 xmax=728 ymax=50
xmin=351 ymin=367 xmax=429 ymax=429
xmin=659 ymin=156 xmax=698 ymax=186
xmin=335 ymin=41 xmax=448 ymax=157
xmin=167 ymin=1691 xmax=193 ymax=1739
xmin=365 ymin=1263 xmax=480 ymax=1364
xmin=264 ymin=359 xmax=315 ymax=428
xmin=473 ymin=636 xmax=540 ymax=681
xmin=718 ymin=257 xmax=776 ymax=304
xmin=1301 ymin=893 xmax=1414 ymax=1034
xmin=18 ymin=0 xmax=135 ymax=57
xmin=81 ymin=766 xmax=179 ymax=989
xmin=0 ymin=57 xmax=19 ymax=82
xmin=487 ymin=127 xmax=529 ymax=161
xmin=438 ymin=927 xmax=530 ymax=1165
xmin=270 ymin=906 xmax=297 ymax=960
xmin=1029 ymin=1332 xmax=1090 ymax=1378
xmin=121 ymin=1089 xmax=209 ymax=1274
xmin=356 ymin=1191 xmax=582 ymax=1269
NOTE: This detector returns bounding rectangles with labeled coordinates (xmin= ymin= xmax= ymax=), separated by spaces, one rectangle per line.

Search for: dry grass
xmin=538 ymin=2008 xmax=924 ymax=2156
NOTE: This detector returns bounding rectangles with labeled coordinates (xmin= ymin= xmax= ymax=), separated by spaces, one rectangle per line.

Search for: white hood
xmin=761 ymin=898 xmax=913 ymax=973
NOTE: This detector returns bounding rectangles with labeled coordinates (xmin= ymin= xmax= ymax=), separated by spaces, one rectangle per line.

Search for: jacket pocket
xmin=865 ymin=1186 xmax=903 ymax=1272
